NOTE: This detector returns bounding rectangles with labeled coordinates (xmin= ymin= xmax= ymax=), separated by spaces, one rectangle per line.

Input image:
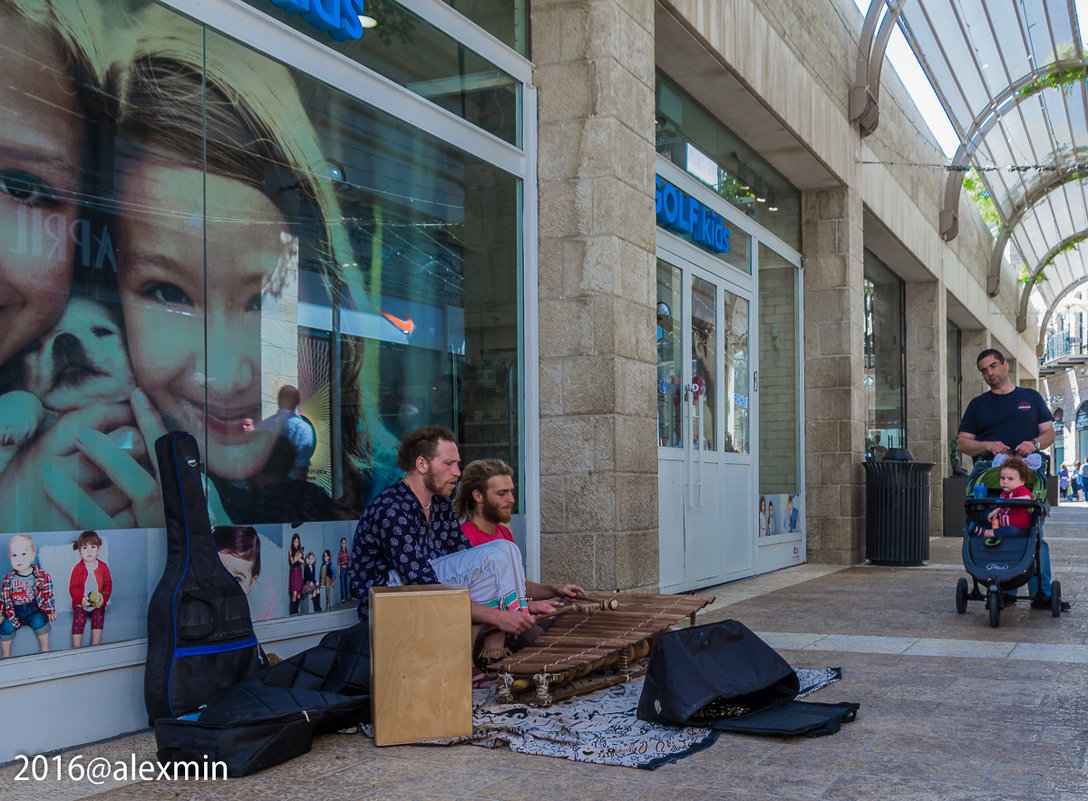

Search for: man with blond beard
xmin=455 ymin=458 xmax=585 ymax=664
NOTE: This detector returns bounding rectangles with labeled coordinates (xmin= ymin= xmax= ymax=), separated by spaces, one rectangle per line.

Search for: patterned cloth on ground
xmin=357 ymin=666 xmax=841 ymax=770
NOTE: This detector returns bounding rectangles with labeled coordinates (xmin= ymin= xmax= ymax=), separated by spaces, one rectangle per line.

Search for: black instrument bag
xmin=155 ymin=623 xmax=372 ymax=777
xmin=145 ymin=431 xmax=263 ymax=724
xmin=637 ymin=619 xmax=858 ymax=737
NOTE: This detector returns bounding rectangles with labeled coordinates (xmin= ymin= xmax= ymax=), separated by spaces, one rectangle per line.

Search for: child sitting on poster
xmin=0 ymin=535 xmax=56 ymax=657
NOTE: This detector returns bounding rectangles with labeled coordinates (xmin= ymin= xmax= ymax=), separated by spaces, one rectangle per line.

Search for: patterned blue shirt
xmin=348 ymin=479 xmax=469 ymax=619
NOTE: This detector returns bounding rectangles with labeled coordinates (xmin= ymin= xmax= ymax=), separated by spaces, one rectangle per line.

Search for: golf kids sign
xmin=269 ymin=0 xmax=367 ymax=41
xmin=655 ymin=175 xmax=730 ymax=255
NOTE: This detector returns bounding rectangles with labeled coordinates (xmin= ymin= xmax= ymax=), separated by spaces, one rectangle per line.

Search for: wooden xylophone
xmin=492 ymin=591 xmax=715 ymax=706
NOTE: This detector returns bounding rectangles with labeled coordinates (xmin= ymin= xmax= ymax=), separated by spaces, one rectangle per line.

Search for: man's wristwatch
xmin=1033 ymin=439 xmax=1041 ymax=452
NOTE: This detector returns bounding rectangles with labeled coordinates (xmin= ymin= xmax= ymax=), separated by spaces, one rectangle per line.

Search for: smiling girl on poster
xmin=36 ymin=6 xmax=399 ymax=531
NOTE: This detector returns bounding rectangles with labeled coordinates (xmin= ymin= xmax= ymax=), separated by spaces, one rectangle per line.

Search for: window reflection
xmin=757 ymin=244 xmax=796 ymax=485
xmin=724 ymin=292 xmax=749 ymax=454
xmin=691 ymin=275 xmax=716 ymax=451
xmin=240 ymin=0 xmax=522 ymax=145
xmin=657 ymin=262 xmax=683 ymax=447
xmin=655 ymin=71 xmax=799 ymax=250
xmin=864 ymin=251 xmax=907 ymax=460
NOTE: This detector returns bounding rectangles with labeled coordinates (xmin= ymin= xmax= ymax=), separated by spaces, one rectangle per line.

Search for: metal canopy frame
xmin=853 ymin=0 xmax=1088 ymax=336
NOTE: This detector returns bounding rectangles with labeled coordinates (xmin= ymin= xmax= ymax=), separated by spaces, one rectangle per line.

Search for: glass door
xmin=657 ymin=246 xmax=754 ymax=591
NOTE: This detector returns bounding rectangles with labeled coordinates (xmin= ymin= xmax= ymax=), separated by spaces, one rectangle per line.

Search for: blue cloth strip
xmin=174 ymin=636 xmax=258 ymax=657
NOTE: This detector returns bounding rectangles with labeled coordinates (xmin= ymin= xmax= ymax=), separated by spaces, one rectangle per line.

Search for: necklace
xmin=402 ymin=478 xmax=432 ymax=510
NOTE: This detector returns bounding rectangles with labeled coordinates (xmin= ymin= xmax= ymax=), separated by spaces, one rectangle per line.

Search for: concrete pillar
xmin=802 ymin=186 xmax=866 ymax=564
xmin=905 ymin=280 xmax=945 ymax=536
xmin=959 ymin=329 xmax=990 ymax=410
xmin=532 ymin=0 xmax=658 ymax=591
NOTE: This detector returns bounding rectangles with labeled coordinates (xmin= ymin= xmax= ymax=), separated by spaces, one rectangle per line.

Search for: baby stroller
xmin=956 ymin=460 xmax=1063 ymax=627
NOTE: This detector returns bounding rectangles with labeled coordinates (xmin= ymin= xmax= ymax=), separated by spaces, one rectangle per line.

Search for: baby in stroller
xmin=983 ymin=456 xmax=1034 ymax=540
xmin=957 ymin=454 xmax=1067 ymax=625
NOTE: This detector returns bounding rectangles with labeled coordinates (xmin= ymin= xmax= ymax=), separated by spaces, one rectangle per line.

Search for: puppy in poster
xmin=0 ymin=298 xmax=135 ymax=474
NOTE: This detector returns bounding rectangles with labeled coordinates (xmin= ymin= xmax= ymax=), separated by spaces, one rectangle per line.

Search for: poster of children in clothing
xmin=2 ymin=520 xmax=360 ymax=658
xmin=210 ymin=521 xmax=354 ymax=621
xmin=285 ymin=522 xmax=355 ymax=614
xmin=1 ymin=530 xmax=145 ymax=658
xmin=757 ymin=493 xmax=803 ymax=537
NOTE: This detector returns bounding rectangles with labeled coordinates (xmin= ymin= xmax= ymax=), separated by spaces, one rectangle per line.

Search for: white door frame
xmin=657 ymin=233 xmax=756 ymax=591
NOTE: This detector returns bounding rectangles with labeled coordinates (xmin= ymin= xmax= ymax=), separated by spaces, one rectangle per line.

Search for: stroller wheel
xmin=988 ymin=590 xmax=1001 ymax=628
xmin=1051 ymin=580 xmax=1062 ymax=618
xmin=955 ymin=578 xmax=968 ymax=614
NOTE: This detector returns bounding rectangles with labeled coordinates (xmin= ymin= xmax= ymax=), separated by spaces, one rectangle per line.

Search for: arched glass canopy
xmin=852 ymin=0 xmax=1088 ymax=339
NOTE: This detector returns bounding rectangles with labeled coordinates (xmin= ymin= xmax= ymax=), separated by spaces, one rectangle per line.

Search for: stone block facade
xmin=802 ymin=186 xmax=867 ymax=563
xmin=532 ymin=0 xmax=659 ymax=591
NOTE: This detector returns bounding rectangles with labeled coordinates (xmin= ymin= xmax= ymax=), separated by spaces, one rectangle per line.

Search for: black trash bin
xmin=863 ymin=451 xmax=934 ymax=566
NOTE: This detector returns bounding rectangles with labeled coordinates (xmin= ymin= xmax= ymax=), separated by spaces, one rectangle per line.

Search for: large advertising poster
xmin=0 ymin=0 xmax=521 ymax=659
xmin=2 ymin=0 xmax=372 ymax=538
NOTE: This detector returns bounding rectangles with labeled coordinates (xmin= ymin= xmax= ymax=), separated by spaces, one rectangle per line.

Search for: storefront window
xmin=691 ymin=275 xmax=717 ymax=451
xmin=864 ymin=252 xmax=907 ymax=460
xmin=442 ymin=0 xmax=527 ymax=55
xmin=657 ymin=262 xmax=683 ymax=447
xmin=655 ymin=71 xmax=800 ymax=250
xmin=0 ymin=0 xmax=522 ymax=657
xmin=724 ymin=291 xmax=750 ymax=454
xmin=1053 ymin=408 xmax=1064 ymax=470
xmin=757 ymin=245 xmax=800 ymax=535
xmin=241 ymin=0 xmax=522 ymax=146
xmin=1077 ymin=402 xmax=1088 ymax=462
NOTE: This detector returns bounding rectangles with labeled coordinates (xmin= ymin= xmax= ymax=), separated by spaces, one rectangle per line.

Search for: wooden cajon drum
xmin=369 ymin=584 xmax=472 ymax=745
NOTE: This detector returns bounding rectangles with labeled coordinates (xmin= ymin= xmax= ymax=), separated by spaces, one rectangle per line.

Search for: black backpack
xmin=144 ymin=431 xmax=263 ymax=724
xmin=637 ymin=619 xmax=858 ymax=737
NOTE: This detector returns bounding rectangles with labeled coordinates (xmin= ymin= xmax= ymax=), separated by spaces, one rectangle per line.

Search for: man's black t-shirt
xmin=958 ymin=386 xmax=1053 ymax=455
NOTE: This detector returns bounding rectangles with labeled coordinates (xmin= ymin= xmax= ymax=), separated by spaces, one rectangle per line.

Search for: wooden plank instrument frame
xmin=492 ymin=591 xmax=715 ymax=706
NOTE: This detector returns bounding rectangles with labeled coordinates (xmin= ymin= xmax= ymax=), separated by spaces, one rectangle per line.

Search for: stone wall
xmin=802 ymin=186 xmax=867 ymax=563
xmin=905 ymin=281 xmax=946 ymax=535
xmin=532 ymin=0 xmax=659 ymax=591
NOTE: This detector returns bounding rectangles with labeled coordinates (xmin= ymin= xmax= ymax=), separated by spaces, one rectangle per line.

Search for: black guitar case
xmin=145 ymin=431 xmax=263 ymax=724
xmin=155 ymin=623 xmax=372 ymax=777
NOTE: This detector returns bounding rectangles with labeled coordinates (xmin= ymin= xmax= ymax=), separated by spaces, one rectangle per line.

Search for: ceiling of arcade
xmin=852 ymin=0 xmax=1088 ymax=352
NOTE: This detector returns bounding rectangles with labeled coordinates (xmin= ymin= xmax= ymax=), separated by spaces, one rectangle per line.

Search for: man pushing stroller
xmin=958 ymin=348 xmax=1069 ymax=611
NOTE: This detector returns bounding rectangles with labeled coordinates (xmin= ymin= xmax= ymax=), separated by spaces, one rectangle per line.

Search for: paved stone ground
xmin=4 ymin=504 xmax=1086 ymax=801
